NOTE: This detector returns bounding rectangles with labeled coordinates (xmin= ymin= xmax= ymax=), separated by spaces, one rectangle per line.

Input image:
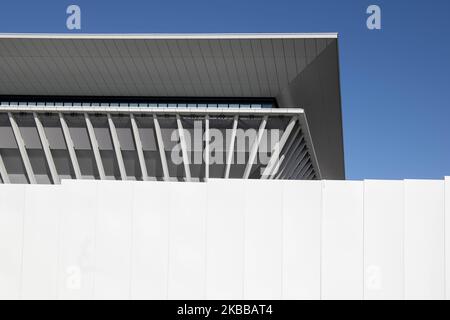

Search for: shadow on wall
xmin=277 ymin=40 xmax=345 ymax=180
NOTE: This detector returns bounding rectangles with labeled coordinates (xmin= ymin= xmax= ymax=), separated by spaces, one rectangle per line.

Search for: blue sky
xmin=0 ymin=0 xmax=449 ymax=180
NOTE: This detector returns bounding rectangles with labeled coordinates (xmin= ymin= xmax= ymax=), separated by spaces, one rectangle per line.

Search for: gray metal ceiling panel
xmin=293 ymin=39 xmax=307 ymax=73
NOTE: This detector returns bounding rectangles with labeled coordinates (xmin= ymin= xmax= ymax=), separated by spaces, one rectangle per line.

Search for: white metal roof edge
xmin=0 ymin=33 xmax=338 ymax=40
xmin=0 ymin=104 xmax=304 ymax=115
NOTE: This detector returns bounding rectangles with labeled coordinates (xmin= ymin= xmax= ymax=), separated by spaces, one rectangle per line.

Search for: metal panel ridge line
xmin=243 ymin=115 xmax=268 ymax=179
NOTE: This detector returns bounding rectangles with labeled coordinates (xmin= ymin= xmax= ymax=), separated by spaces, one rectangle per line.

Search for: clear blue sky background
xmin=0 ymin=0 xmax=449 ymax=180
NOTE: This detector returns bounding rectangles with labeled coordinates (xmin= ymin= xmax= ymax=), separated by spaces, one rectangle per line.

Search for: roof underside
xmin=0 ymin=34 xmax=335 ymax=97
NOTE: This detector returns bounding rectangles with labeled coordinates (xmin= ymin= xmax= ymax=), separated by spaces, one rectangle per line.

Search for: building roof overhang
xmin=0 ymin=33 xmax=337 ymax=98
xmin=0 ymin=33 xmax=345 ymax=179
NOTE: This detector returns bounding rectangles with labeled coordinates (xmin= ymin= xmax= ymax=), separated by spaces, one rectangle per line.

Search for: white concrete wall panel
xmin=206 ymin=179 xmax=245 ymax=299
xmin=363 ymin=180 xmax=404 ymax=299
xmin=0 ymin=178 xmax=448 ymax=300
xmin=404 ymin=180 xmax=445 ymax=299
xmin=21 ymin=185 xmax=61 ymax=299
xmin=244 ymin=180 xmax=283 ymax=300
xmin=321 ymin=180 xmax=364 ymax=300
xmin=168 ymin=182 xmax=207 ymax=299
xmin=0 ymin=184 xmax=25 ymax=299
xmin=131 ymin=182 xmax=170 ymax=299
xmin=282 ymin=180 xmax=321 ymax=299
xmin=58 ymin=180 xmax=98 ymax=299
xmin=94 ymin=181 xmax=134 ymax=299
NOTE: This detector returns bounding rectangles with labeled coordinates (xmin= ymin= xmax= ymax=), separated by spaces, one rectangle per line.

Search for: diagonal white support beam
xmin=294 ymin=161 xmax=312 ymax=180
xmin=261 ymin=116 xmax=297 ymax=179
xmin=299 ymin=163 xmax=314 ymax=180
xmin=287 ymin=149 xmax=309 ymax=179
xmin=292 ymin=146 xmax=313 ymax=178
xmin=130 ymin=114 xmax=148 ymax=181
xmin=204 ymin=115 xmax=209 ymax=181
xmin=34 ymin=113 xmax=60 ymax=184
xmin=243 ymin=115 xmax=268 ymax=179
xmin=298 ymin=111 xmax=322 ymax=179
xmin=269 ymin=126 xmax=301 ymax=179
xmin=280 ymin=142 xmax=307 ymax=180
xmin=176 ymin=114 xmax=191 ymax=182
xmin=84 ymin=113 xmax=106 ymax=180
xmin=0 ymin=152 xmax=10 ymax=184
xmin=153 ymin=114 xmax=170 ymax=181
xmin=224 ymin=115 xmax=238 ymax=179
xmin=59 ymin=113 xmax=81 ymax=179
xmin=305 ymin=168 xmax=316 ymax=180
xmin=274 ymin=137 xmax=305 ymax=180
xmin=8 ymin=113 xmax=36 ymax=184
xmin=107 ymin=113 xmax=127 ymax=180
xmin=269 ymin=154 xmax=284 ymax=180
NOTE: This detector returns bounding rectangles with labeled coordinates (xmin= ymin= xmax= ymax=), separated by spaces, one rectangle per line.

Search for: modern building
xmin=0 ymin=33 xmax=344 ymax=184
xmin=5 ymin=34 xmax=448 ymax=301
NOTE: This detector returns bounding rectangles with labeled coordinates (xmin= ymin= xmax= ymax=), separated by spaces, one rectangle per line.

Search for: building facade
xmin=10 ymin=34 xmax=446 ymax=301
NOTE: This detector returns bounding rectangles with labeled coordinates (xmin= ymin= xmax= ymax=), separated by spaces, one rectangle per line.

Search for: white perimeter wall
xmin=0 ymin=178 xmax=449 ymax=300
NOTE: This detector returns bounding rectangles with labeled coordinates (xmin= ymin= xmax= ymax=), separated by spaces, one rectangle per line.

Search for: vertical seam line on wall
xmin=280 ymin=182 xmax=284 ymax=299
xmin=92 ymin=183 xmax=99 ymax=299
xmin=19 ymin=186 xmax=26 ymax=299
xmin=55 ymin=186 xmax=62 ymax=299
xmin=129 ymin=183 xmax=135 ymax=300
xmin=166 ymin=184 xmax=171 ymax=300
xmin=402 ymin=180 xmax=406 ymax=300
xmin=204 ymin=182 xmax=208 ymax=299
xmin=444 ymin=178 xmax=447 ymax=299
xmin=362 ymin=181 xmax=365 ymax=300
xmin=242 ymin=182 xmax=246 ymax=299
xmin=320 ymin=180 xmax=324 ymax=300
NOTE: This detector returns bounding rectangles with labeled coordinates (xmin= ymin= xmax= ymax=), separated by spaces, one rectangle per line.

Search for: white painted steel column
xmin=33 ymin=113 xmax=60 ymax=184
xmin=204 ymin=115 xmax=209 ymax=181
xmin=243 ymin=116 xmax=268 ymax=179
xmin=84 ymin=113 xmax=106 ymax=180
xmin=59 ymin=113 xmax=82 ymax=179
xmin=261 ymin=116 xmax=297 ymax=179
xmin=153 ymin=114 xmax=170 ymax=181
xmin=8 ymin=112 xmax=36 ymax=184
xmin=130 ymin=114 xmax=149 ymax=181
xmin=224 ymin=115 xmax=238 ymax=179
xmin=269 ymin=126 xmax=301 ymax=179
xmin=0 ymin=152 xmax=9 ymax=183
xmin=107 ymin=114 xmax=127 ymax=180
xmin=176 ymin=114 xmax=191 ymax=182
